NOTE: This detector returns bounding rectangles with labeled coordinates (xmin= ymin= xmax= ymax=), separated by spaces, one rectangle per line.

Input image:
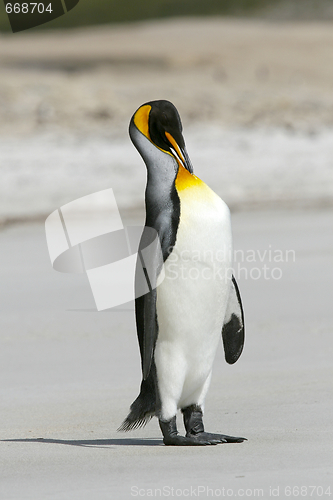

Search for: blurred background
xmin=1 ymin=4 xmax=332 ymax=495
xmin=0 ymin=0 xmax=332 ymax=222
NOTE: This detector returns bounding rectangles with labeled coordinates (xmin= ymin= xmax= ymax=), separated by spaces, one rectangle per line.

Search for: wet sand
xmin=0 ymin=209 xmax=332 ymax=499
xmin=0 ymin=17 xmax=332 ymax=499
xmin=1 ymin=18 xmax=333 ymax=223
xmin=0 ymin=18 xmax=333 ymax=133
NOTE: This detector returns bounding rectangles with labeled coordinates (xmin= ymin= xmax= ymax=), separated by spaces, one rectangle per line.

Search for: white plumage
xmin=155 ymin=181 xmax=232 ymax=420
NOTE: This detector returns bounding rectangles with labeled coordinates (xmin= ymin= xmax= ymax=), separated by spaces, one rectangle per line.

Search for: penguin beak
xmin=180 ymin=146 xmax=194 ymax=174
xmin=165 ymin=131 xmax=194 ymax=174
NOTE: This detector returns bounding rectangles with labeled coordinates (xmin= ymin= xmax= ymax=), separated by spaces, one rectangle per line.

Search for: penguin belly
xmin=154 ymin=183 xmax=232 ymax=421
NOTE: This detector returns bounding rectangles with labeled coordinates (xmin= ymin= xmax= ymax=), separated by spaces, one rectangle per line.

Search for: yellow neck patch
xmin=134 ymin=105 xmax=151 ymax=139
xmin=175 ymin=164 xmax=203 ymax=192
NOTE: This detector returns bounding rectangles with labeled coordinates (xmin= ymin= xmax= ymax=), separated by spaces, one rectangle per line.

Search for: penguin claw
xmin=163 ymin=435 xmax=218 ymax=446
xmin=218 ymin=434 xmax=247 ymax=443
xmin=187 ymin=432 xmax=247 ymax=444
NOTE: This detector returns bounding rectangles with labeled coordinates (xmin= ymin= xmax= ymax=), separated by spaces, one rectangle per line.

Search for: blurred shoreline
xmin=1 ymin=18 xmax=333 ymax=133
xmin=0 ymin=18 xmax=332 ymax=222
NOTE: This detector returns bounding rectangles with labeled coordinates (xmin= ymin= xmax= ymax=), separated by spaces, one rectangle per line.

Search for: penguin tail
xmin=117 ymin=377 xmax=156 ymax=432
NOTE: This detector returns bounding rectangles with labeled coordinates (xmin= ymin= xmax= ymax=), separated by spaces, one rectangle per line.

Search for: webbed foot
xmin=187 ymin=431 xmax=246 ymax=443
xmin=159 ymin=417 xmax=218 ymax=446
xmin=182 ymin=404 xmax=247 ymax=444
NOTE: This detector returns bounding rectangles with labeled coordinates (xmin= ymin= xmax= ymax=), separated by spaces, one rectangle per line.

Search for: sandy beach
xmin=0 ymin=18 xmax=332 ymax=221
xmin=0 ymin=17 xmax=332 ymax=499
xmin=0 ymin=209 xmax=332 ymax=498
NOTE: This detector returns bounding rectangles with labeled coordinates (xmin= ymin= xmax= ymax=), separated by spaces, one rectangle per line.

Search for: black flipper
xmin=119 ymin=116 xmax=180 ymax=432
xmin=222 ymin=275 xmax=245 ymax=364
xmin=119 ymin=210 xmax=179 ymax=431
xmin=135 ymin=216 xmax=172 ymax=380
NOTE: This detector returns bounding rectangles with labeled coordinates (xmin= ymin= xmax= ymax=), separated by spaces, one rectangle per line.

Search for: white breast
xmin=154 ymin=180 xmax=233 ymax=417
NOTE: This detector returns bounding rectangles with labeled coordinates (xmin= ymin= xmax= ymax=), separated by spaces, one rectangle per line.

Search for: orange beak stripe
xmin=165 ymin=131 xmax=185 ymax=166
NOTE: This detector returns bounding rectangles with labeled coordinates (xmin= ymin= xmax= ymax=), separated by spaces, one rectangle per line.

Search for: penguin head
xmin=130 ymin=100 xmax=193 ymax=174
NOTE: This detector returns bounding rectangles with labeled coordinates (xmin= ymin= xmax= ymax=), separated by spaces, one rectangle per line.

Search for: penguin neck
xmin=145 ymin=157 xmax=179 ymax=226
xmin=130 ymin=123 xmax=179 ymax=214
xmin=175 ymin=164 xmax=202 ymax=192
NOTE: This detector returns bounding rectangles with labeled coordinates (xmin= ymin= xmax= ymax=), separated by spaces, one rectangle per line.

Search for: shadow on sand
xmin=1 ymin=437 xmax=163 ymax=448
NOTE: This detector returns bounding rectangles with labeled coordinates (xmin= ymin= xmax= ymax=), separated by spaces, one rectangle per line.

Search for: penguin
xmin=119 ymin=100 xmax=245 ymax=445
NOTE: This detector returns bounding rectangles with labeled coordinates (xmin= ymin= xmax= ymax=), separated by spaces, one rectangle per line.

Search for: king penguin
xmin=119 ymin=100 xmax=246 ymax=445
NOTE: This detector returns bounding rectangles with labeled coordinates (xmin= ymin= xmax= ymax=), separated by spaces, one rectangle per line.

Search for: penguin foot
xmin=163 ymin=434 xmax=219 ymax=446
xmin=159 ymin=417 xmax=218 ymax=446
xmin=182 ymin=404 xmax=246 ymax=444
xmin=186 ymin=431 xmax=246 ymax=443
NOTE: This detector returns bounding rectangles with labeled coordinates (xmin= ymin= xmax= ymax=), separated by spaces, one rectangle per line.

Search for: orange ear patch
xmin=134 ymin=105 xmax=152 ymax=139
